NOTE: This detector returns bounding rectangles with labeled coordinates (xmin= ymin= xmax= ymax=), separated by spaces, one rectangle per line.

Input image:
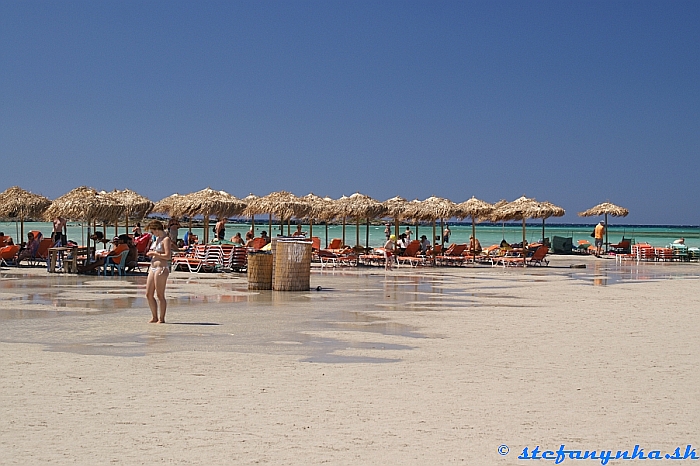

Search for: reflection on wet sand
xmin=1 ymin=260 xmax=698 ymax=362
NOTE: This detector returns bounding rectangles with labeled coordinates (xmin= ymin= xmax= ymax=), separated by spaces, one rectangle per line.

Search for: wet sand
xmin=1 ymin=257 xmax=699 ymax=464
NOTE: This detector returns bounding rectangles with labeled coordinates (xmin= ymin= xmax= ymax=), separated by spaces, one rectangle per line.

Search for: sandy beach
xmin=1 ymin=257 xmax=699 ymax=464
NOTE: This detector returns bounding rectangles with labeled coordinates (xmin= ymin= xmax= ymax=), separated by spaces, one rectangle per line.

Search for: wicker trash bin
xmin=247 ymin=251 xmax=273 ymax=290
xmin=273 ymin=239 xmax=312 ymax=291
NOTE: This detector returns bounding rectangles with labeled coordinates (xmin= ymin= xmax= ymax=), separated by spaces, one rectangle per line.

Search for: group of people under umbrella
xmin=0 ymin=186 xmax=630 ymax=254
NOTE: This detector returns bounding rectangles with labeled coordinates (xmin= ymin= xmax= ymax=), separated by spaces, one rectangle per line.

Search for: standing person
xmin=384 ymin=234 xmax=396 ymax=270
xmin=168 ymin=218 xmax=180 ymax=244
xmin=384 ymin=223 xmax=391 ymax=241
xmin=293 ymin=224 xmax=306 ymax=236
xmin=215 ymin=218 xmax=226 ymax=241
xmin=404 ymin=227 xmax=412 ymax=242
xmin=594 ymin=221 xmax=605 ymax=257
xmin=443 ymin=224 xmax=451 ymax=243
xmin=132 ymin=222 xmax=142 ymax=237
xmin=52 ymin=216 xmax=67 ymax=245
xmin=146 ymin=220 xmax=171 ymax=324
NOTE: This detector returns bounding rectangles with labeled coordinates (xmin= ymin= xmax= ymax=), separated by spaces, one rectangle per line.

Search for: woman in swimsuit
xmin=145 ymin=220 xmax=171 ymax=323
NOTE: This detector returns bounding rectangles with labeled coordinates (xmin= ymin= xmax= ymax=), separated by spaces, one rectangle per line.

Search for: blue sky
xmin=1 ymin=1 xmax=698 ymax=224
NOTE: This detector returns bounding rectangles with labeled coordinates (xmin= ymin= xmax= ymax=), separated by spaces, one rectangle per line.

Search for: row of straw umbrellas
xmin=0 ymin=186 xmax=629 ymax=249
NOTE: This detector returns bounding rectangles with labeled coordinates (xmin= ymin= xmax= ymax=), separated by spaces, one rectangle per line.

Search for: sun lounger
xmin=609 ymin=238 xmax=631 ymax=254
xmin=0 ymin=245 xmax=20 ymax=266
xmin=435 ymin=244 xmax=467 ymax=266
xmin=526 ymin=246 xmax=549 ymax=266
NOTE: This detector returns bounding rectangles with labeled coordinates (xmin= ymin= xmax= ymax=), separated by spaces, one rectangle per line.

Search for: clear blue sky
xmin=1 ymin=1 xmax=698 ymax=224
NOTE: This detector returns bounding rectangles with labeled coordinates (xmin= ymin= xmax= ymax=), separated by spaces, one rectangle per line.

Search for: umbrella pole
xmin=542 ymin=218 xmax=545 ymax=243
xmin=342 ymin=217 xmax=346 ymax=247
xmin=432 ymin=221 xmax=436 ymax=252
xmin=415 ymin=220 xmax=418 ymax=240
xmin=268 ymin=214 xmax=272 ymax=237
xmin=605 ymin=213 xmax=609 ymax=253
xmin=394 ymin=219 xmax=399 ymax=240
xmin=287 ymin=219 xmax=291 ymax=236
xmin=20 ymin=217 xmax=24 ymax=242
xmin=365 ymin=219 xmax=369 ymax=248
xmin=471 ymin=217 xmax=477 ymax=266
xmin=440 ymin=219 xmax=444 ymax=251
xmin=280 ymin=217 xmax=283 ymax=235
xmin=325 ymin=222 xmax=329 ymax=248
xmin=309 ymin=219 xmax=313 ymax=238
xmin=114 ymin=220 xmax=118 ymax=239
xmin=251 ymin=215 xmax=255 ymax=234
xmin=522 ymin=217 xmax=526 ymax=247
xmin=355 ymin=218 xmax=360 ymax=247
xmin=188 ymin=219 xmax=192 ymax=234
xmin=125 ymin=216 xmax=129 ymax=236
xmin=204 ymin=216 xmax=210 ymax=244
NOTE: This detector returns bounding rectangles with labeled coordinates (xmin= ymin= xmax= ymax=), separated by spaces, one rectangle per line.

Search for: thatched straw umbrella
xmin=490 ymin=196 xmax=535 ymax=246
xmin=334 ymin=193 xmax=386 ymax=248
xmin=383 ymin=196 xmax=409 ymax=239
xmin=456 ymin=197 xmax=495 ymax=245
xmin=578 ymin=202 xmax=629 ymax=252
xmin=535 ymin=201 xmax=565 ymax=244
xmin=153 ymin=193 xmax=188 ymax=218
xmin=243 ymin=191 xmax=310 ymax=237
xmin=242 ymin=194 xmax=259 ymax=232
xmin=404 ymin=196 xmax=457 ymax=251
xmin=102 ymin=189 xmax=154 ymax=236
xmin=44 ymin=186 xmax=125 ymax=248
xmin=0 ymin=186 xmax=51 ymax=240
xmin=180 ymin=188 xmax=247 ymax=243
xmin=300 ymin=193 xmax=333 ymax=240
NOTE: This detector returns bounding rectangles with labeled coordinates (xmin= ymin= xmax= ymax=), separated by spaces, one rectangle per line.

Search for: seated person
xmin=674 ymin=238 xmax=685 ymax=244
xmin=123 ymin=234 xmax=139 ymax=271
xmin=396 ymin=233 xmax=408 ymax=255
xmin=78 ymin=236 xmax=129 ymax=274
xmin=499 ymin=239 xmax=512 ymax=251
xmin=469 ymin=235 xmax=482 ymax=254
xmin=419 ymin=235 xmax=431 ymax=255
xmin=15 ymin=232 xmax=41 ymax=266
xmin=132 ymin=223 xmax=142 ymax=237
xmin=182 ymin=231 xmax=198 ymax=247
xmin=90 ymin=231 xmax=109 ymax=248
xmin=260 ymin=230 xmax=270 ymax=244
xmin=244 ymin=231 xmax=255 ymax=248
xmin=231 ymin=232 xmax=245 ymax=246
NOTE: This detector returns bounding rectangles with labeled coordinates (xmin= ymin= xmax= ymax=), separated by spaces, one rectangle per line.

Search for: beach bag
xmin=590 ymin=231 xmax=595 ymax=238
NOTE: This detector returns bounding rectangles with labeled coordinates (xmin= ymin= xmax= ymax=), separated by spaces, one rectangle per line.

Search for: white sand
xmin=1 ymin=257 xmax=699 ymax=464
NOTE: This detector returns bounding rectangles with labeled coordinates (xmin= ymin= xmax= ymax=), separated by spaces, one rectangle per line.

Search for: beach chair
xmin=0 ymin=245 xmax=20 ymax=266
xmin=609 ymin=238 xmax=631 ymax=254
xmin=28 ymin=238 xmax=53 ymax=266
xmin=654 ymin=247 xmax=673 ymax=262
xmin=250 ymin=237 xmax=267 ymax=250
xmin=134 ymin=233 xmax=152 ymax=261
xmin=688 ymin=247 xmax=700 ymax=261
xmin=102 ymin=249 xmax=129 ymax=276
xmin=436 ymin=244 xmax=467 ymax=266
xmin=226 ymin=246 xmax=248 ymax=272
xmin=670 ymin=243 xmax=689 ymax=261
xmin=527 ymin=246 xmax=549 ymax=266
xmin=632 ymin=244 xmax=655 ymax=262
xmin=311 ymin=237 xmax=321 ymax=251
xmin=326 ymin=238 xmax=343 ymax=251
xmin=397 ymin=241 xmax=426 ymax=267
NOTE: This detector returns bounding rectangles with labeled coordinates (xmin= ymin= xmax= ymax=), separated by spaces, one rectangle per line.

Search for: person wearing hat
xmin=77 ymin=236 xmax=129 ymax=274
xmin=384 ymin=234 xmax=396 ymax=270
xmin=594 ymin=221 xmax=606 ymax=257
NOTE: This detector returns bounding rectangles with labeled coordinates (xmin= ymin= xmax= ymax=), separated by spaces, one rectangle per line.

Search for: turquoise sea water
xmin=3 ymin=221 xmax=698 ymax=250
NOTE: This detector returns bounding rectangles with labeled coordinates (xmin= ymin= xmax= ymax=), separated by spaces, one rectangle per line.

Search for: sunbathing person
xmin=231 ymin=232 xmax=245 ymax=245
xmin=78 ymin=236 xmax=129 ymax=274
xmin=15 ymin=232 xmax=40 ymax=266
xmin=244 ymin=231 xmax=255 ymax=247
xmin=469 ymin=235 xmax=482 ymax=254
